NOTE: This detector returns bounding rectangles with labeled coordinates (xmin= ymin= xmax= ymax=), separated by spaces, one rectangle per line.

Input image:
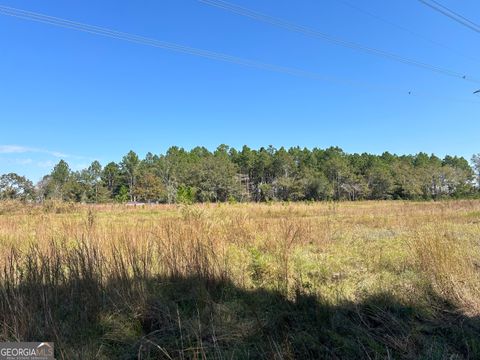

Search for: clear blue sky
xmin=1 ymin=0 xmax=479 ymax=181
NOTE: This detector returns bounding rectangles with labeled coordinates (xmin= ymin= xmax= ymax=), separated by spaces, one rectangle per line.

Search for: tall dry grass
xmin=0 ymin=200 xmax=479 ymax=359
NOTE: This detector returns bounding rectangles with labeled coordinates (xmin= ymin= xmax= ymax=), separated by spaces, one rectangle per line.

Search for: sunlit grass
xmin=0 ymin=200 xmax=479 ymax=358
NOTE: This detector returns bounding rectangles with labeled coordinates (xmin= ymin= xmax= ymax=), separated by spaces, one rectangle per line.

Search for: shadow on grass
xmin=1 ymin=273 xmax=480 ymax=359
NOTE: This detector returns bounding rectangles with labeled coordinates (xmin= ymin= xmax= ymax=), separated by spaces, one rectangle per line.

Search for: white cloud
xmin=0 ymin=157 xmax=34 ymax=165
xmin=0 ymin=145 xmax=86 ymax=159
xmin=0 ymin=145 xmax=30 ymax=154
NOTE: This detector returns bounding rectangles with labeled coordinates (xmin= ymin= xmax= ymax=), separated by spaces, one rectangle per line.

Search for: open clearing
xmin=1 ymin=200 xmax=480 ymax=359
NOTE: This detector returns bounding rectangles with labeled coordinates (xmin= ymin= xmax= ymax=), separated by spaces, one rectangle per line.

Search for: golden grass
xmin=1 ymin=200 xmax=480 ymax=358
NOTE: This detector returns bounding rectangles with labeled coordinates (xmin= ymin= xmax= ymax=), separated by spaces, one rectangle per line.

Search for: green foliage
xmin=3 ymin=146 xmax=478 ymax=204
xmin=259 ymin=183 xmax=274 ymax=202
xmin=0 ymin=173 xmax=35 ymax=201
xmin=176 ymin=185 xmax=196 ymax=204
xmin=248 ymin=247 xmax=269 ymax=286
xmin=121 ymin=150 xmax=140 ymax=201
xmin=49 ymin=160 xmax=71 ymax=200
xmin=102 ymin=162 xmax=120 ymax=195
xmin=51 ymin=159 xmax=70 ymax=185
xmin=115 ymin=185 xmax=130 ymax=203
xmin=472 ymin=154 xmax=480 ymax=188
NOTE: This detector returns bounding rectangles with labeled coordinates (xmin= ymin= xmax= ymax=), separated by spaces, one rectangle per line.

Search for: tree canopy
xmin=2 ymin=146 xmax=479 ymax=203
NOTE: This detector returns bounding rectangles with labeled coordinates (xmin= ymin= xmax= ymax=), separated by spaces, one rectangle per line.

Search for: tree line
xmin=2 ymin=146 xmax=480 ymax=203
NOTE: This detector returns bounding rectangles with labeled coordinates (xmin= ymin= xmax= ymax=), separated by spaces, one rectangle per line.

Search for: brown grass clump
xmin=0 ymin=201 xmax=480 ymax=359
xmin=411 ymin=224 xmax=480 ymax=314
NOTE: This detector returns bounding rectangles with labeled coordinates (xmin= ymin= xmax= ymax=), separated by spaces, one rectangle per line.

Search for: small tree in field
xmin=116 ymin=185 xmax=130 ymax=203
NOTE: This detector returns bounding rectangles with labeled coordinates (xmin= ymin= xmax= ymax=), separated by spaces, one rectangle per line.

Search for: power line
xmin=0 ymin=4 xmax=478 ymax=104
xmin=418 ymin=0 xmax=480 ymax=34
xmin=199 ymin=0 xmax=480 ymax=83
xmin=0 ymin=5 xmax=407 ymax=92
xmin=338 ymin=0 xmax=480 ymax=64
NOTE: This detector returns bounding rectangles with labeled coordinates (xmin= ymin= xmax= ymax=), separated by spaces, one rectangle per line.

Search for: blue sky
xmin=1 ymin=0 xmax=479 ymax=181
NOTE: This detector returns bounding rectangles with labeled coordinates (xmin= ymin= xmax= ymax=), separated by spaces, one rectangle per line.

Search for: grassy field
xmin=1 ymin=200 xmax=480 ymax=359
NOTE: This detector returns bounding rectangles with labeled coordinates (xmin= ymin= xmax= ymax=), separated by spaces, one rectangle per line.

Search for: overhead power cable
xmin=199 ymin=0 xmax=480 ymax=83
xmin=418 ymin=0 xmax=480 ymax=34
xmin=338 ymin=0 xmax=480 ymax=64
xmin=0 ymin=4 xmax=479 ymax=103
xmin=0 ymin=5 xmax=412 ymax=92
